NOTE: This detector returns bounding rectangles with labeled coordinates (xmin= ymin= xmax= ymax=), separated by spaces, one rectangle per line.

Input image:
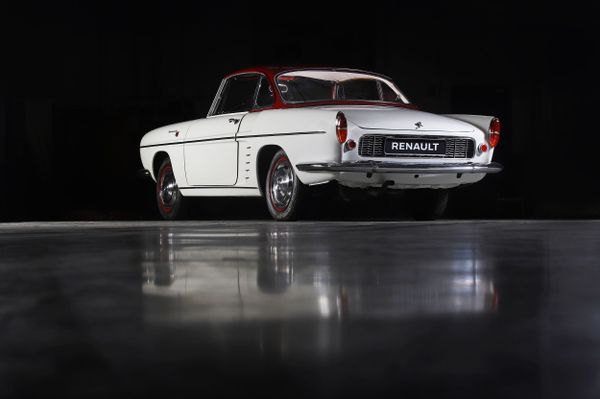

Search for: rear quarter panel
xmin=443 ymin=114 xmax=497 ymax=161
xmin=240 ymin=109 xmax=340 ymax=186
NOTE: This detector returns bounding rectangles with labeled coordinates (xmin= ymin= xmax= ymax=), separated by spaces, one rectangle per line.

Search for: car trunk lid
xmin=324 ymin=106 xmax=475 ymax=133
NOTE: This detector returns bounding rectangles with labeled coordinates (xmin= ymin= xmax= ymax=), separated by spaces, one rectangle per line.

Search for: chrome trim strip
xmin=139 ymin=141 xmax=185 ymax=149
xmin=140 ymin=131 xmax=327 ymax=149
xmin=296 ymin=161 xmax=503 ymax=174
xmin=237 ymin=130 xmax=326 ymax=139
xmin=140 ymin=136 xmax=236 ymax=149
xmin=179 ymin=186 xmax=259 ymax=190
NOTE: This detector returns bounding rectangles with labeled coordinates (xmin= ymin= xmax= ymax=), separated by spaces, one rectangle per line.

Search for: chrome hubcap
xmin=160 ymin=170 xmax=178 ymax=208
xmin=270 ymin=159 xmax=294 ymax=210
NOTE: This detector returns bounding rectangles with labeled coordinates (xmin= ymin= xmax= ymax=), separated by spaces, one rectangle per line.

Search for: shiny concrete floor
xmin=1 ymin=221 xmax=600 ymax=398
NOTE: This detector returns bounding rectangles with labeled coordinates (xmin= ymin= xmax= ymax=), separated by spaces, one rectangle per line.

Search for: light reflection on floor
xmin=1 ymin=221 xmax=600 ymax=398
xmin=141 ymin=226 xmax=497 ymax=322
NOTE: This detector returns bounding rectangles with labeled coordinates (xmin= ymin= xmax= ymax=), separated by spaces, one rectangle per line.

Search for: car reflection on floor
xmin=141 ymin=225 xmax=498 ymax=324
xmin=4 ymin=221 xmax=596 ymax=398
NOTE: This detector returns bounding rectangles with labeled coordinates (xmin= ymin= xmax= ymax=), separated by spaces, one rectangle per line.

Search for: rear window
xmin=339 ymin=79 xmax=380 ymax=100
xmin=275 ymin=70 xmax=407 ymax=104
xmin=277 ymin=76 xmax=332 ymax=103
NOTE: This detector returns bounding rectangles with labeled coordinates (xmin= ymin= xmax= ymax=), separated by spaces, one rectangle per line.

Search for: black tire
xmin=156 ymin=158 xmax=187 ymax=220
xmin=265 ymin=149 xmax=307 ymax=221
xmin=408 ymin=189 xmax=449 ymax=221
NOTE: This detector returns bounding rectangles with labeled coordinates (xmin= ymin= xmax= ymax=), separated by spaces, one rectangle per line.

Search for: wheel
xmin=265 ymin=149 xmax=307 ymax=221
xmin=156 ymin=158 xmax=187 ymax=220
xmin=408 ymin=189 xmax=448 ymax=221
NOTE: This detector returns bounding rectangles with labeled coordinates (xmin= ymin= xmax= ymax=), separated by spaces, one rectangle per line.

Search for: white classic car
xmin=139 ymin=67 xmax=502 ymax=220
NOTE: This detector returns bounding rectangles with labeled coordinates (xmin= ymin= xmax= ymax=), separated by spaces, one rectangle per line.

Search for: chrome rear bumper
xmin=296 ymin=161 xmax=503 ymax=174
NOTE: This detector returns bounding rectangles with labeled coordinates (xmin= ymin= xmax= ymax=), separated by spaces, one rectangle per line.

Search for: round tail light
xmin=489 ymin=117 xmax=500 ymax=148
xmin=336 ymin=112 xmax=348 ymax=144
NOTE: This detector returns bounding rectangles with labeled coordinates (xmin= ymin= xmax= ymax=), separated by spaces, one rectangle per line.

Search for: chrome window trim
xmin=376 ymin=81 xmax=384 ymax=101
xmin=253 ymin=75 xmax=275 ymax=110
xmin=207 ymin=79 xmax=227 ymax=117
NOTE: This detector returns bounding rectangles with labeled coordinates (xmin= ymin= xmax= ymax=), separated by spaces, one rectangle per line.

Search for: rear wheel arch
xmin=256 ymin=145 xmax=282 ymax=196
xmin=152 ymin=151 xmax=170 ymax=180
xmin=257 ymin=145 xmax=309 ymax=196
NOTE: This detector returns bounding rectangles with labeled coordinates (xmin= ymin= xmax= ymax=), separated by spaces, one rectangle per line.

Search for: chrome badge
xmin=415 ymin=121 xmax=423 ymax=129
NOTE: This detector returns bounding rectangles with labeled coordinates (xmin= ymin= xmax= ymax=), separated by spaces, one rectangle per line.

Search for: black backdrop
xmin=1 ymin=0 xmax=599 ymax=221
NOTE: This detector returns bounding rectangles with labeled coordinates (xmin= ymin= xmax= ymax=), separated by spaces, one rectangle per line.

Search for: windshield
xmin=275 ymin=70 xmax=408 ymax=104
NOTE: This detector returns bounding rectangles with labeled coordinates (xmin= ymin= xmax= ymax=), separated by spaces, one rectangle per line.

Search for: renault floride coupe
xmin=139 ymin=67 xmax=503 ymax=220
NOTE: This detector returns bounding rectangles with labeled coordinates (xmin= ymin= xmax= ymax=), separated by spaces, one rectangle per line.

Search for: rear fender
xmin=443 ymin=114 xmax=495 ymax=134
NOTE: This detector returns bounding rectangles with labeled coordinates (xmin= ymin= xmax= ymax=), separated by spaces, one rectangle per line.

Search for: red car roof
xmin=224 ymin=66 xmax=289 ymax=79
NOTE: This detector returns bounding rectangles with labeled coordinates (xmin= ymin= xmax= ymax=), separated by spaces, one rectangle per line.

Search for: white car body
xmin=140 ymin=67 xmax=501 ymax=202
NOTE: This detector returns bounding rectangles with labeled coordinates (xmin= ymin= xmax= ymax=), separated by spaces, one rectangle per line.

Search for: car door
xmin=184 ymin=74 xmax=261 ymax=186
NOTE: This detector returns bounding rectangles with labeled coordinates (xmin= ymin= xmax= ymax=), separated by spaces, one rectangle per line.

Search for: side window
xmin=379 ymin=81 xmax=400 ymax=102
xmin=255 ymin=76 xmax=275 ymax=108
xmin=216 ymin=74 xmax=260 ymax=115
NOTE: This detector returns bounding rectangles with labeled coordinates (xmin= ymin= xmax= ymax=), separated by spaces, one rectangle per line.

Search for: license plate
xmin=384 ymin=138 xmax=446 ymax=155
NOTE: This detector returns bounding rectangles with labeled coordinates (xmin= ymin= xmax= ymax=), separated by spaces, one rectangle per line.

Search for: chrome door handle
xmin=228 ymin=118 xmax=240 ymax=124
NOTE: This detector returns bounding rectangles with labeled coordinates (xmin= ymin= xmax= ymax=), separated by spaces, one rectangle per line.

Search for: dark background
xmin=1 ymin=0 xmax=598 ymax=221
